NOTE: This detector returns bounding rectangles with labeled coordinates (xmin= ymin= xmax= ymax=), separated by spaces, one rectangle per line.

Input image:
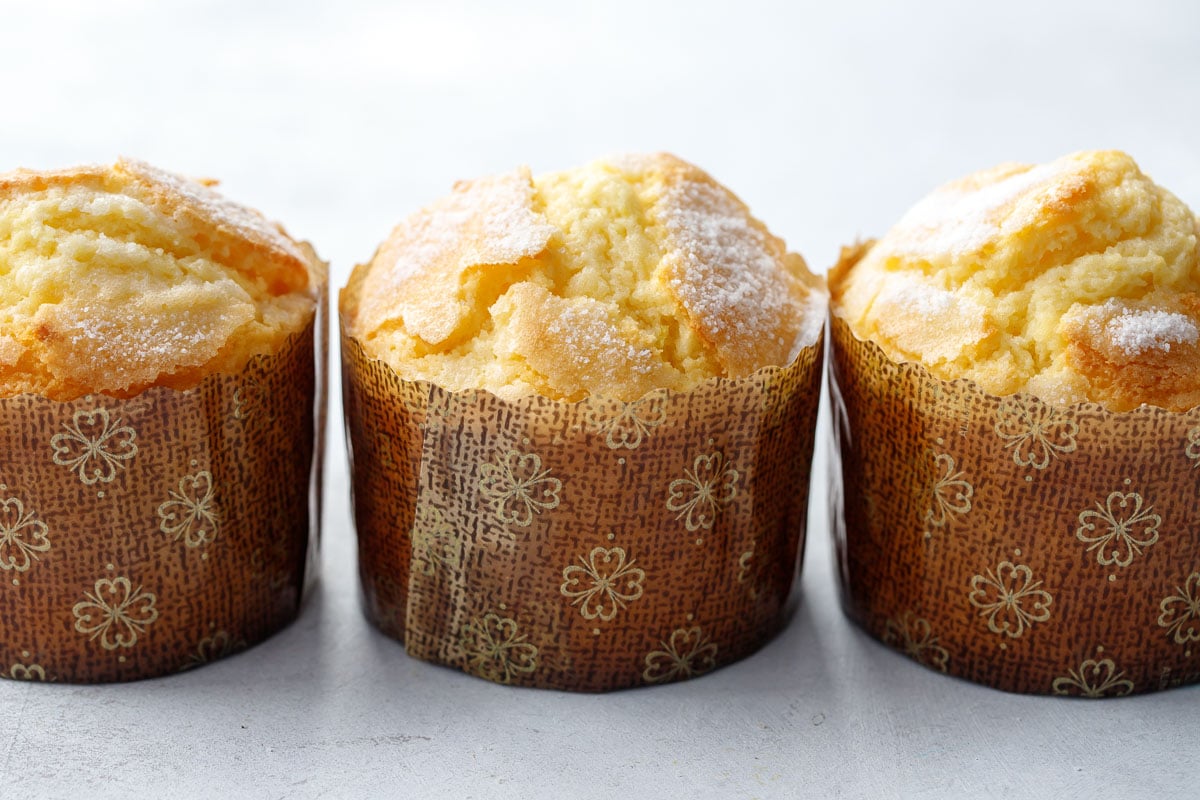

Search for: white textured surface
xmin=1 ymin=2 xmax=1198 ymax=798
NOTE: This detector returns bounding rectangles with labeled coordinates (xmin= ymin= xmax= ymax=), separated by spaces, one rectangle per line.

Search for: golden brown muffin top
xmin=0 ymin=158 xmax=324 ymax=399
xmin=342 ymin=153 xmax=825 ymax=401
xmin=831 ymin=150 xmax=1200 ymax=411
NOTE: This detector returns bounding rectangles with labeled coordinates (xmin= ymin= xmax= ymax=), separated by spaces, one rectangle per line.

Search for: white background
xmin=1 ymin=1 xmax=1197 ymax=798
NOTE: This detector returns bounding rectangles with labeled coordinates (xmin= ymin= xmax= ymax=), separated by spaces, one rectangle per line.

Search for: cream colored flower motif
xmin=1187 ymin=427 xmax=1200 ymax=468
xmin=8 ymin=663 xmax=49 ymax=682
xmin=994 ymin=396 xmax=1078 ymax=470
xmin=478 ymin=449 xmax=562 ymax=527
xmin=587 ymin=396 xmax=667 ymax=450
xmin=666 ymin=451 xmax=740 ymax=532
xmin=1158 ymin=572 xmax=1200 ymax=645
xmin=643 ymin=626 xmax=719 ymax=684
xmin=73 ymin=577 xmax=158 ymax=650
xmin=179 ymin=631 xmax=247 ymax=671
xmin=1076 ymin=491 xmax=1160 ymax=568
xmin=923 ymin=452 xmax=972 ymax=533
xmin=412 ymin=502 xmax=461 ymax=577
xmin=459 ymin=613 xmax=539 ymax=684
xmin=233 ymin=375 xmax=267 ymax=421
xmin=50 ymin=407 xmax=138 ymax=484
xmin=882 ymin=612 xmax=950 ymax=673
xmin=157 ymin=471 xmax=219 ymax=548
xmin=737 ymin=540 xmax=756 ymax=584
xmin=560 ymin=546 xmax=645 ymax=621
xmin=0 ymin=494 xmax=50 ymax=572
xmin=968 ymin=561 xmax=1053 ymax=638
xmin=1052 ymin=658 xmax=1135 ymax=698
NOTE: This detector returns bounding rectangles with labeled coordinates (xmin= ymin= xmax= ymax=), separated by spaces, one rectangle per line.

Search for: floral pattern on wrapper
xmin=1158 ymin=572 xmax=1200 ymax=646
xmin=342 ymin=318 xmax=825 ymax=691
xmin=73 ymin=577 xmax=159 ymax=651
xmin=0 ymin=492 xmax=51 ymax=575
xmin=968 ymin=562 xmax=1053 ymax=639
xmin=1076 ymin=490 xmax=1161 ymax=569
xmin=560 ymin=546 xmax=645 ymax=622
xmin=179 ymin=631 xmax=247 ymax=672
xmin=459 ymin=613 xmax=539 ymax=685
xmin=1052 ymin=657 xmax=1135 ymax=698
xmin=478 ymin=449 xmax=562 ymax=529
xmin=643 ymin=625 xmax=718 ymax=684
xmin=50 ymin=407 xmax=138 ymax=485
xmin=829 ymin=314 xmax=1200 ymax=697
xmin=157 ymin=471 xmax=220 ymax=549
xmin=922 ymin=452 xmax=972 ymax=538
xmin=585 ymin=396 xmax=667 ymax=451
xmin=883 ymin=612 xmax=950 ymax=673
xmin=0 ymin=314 xmax=321 ymax=683
xmin=666 ymin=450 xmax=740 ymax=533
xmin=994 ymin=397 xmax=1078 ymax=471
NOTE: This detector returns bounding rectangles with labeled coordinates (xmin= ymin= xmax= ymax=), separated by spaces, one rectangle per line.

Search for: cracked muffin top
xmin=342 ymin=153 xmax=825 ymax=402
xmin=831 ymin=150 xmax=1200 ymax=411
xmin=0 ymin=158 xmax=324 ymax=399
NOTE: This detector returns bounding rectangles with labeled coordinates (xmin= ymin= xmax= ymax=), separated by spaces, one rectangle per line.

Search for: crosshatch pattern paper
xmin=343 ymin=330 xmax=824 ymax=692
xmin=829 ymin=315 xmax=1200 ymax=696
xmin=0 ymin=315 xmax=321 ymax=684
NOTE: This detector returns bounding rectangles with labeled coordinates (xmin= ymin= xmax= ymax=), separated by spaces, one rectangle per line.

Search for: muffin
xmin=342 ymin=153 xmax=825 ymax=691
xmin=829 ymin=150 xmax=1200 ymax=695
xmin=0 ymin=159 xmax=326 ymax=682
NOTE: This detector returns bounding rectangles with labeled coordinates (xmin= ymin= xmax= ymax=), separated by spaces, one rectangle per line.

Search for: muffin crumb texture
xmin=343 ymin=153 xmax=824 ymax=401
xmin=0 ymin=158 xmax=322 ymax=400
xmin=832 ymin=150 xmax=1200 ymax=411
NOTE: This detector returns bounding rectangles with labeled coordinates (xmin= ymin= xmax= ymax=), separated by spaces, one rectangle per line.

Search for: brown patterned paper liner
xmin=342 ymin=328 xmax=824 ymax=692
xmin=829 ymin=314 xmax=1200 ymax=697
xmin=0 ymin=309 xmax=323 ymax=684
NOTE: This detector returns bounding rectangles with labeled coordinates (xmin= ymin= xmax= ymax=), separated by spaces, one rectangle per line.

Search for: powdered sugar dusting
xmin=658 ymin=178 xmax=799 ymax=368
xmin=48 ymin=299 xmax=231 ymax=390
xmin=384 ymin=169 xmax=553 ymax=283
xmin=878 ymin=279 xmax=957 ymax=318
xmin=794 ymin=293 xmax=827 ymax=355
xmin=358 ymin=169 xmax=555 ymax=338
xmin=544 ymin=301 xmax=659 ymax=382
xmin=882 ymin=160 xmax=1075 ymax=258
xmin=0 ymin=335 xmax=22 ymax=367
xmin=493 ymin=283 xmax=667 ymax=398
xmin=71 ymin=306 xmax=208 ymax=358
xmin=1103 ymin=305 xmax=1198 ymax=356
xmin=119 ymin=158 xmax=309 ymax=264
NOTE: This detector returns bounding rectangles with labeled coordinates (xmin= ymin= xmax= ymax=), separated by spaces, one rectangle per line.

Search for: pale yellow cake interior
xmin=342 ymin=153 xmax=825 ymax=402
xmin=0 ymin=158 xmax=324 ymax=399
xmin=831 ymin=150 xmax=1200 ymax=411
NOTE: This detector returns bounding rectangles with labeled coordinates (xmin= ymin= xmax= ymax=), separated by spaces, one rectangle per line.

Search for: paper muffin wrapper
xmin=342 ymin=328 xmax=824 ymax=692
xmin=829 ymin=314 xmax=1200 ymax=696
xmin=0 ymin=299 xmax=325 ymax=684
